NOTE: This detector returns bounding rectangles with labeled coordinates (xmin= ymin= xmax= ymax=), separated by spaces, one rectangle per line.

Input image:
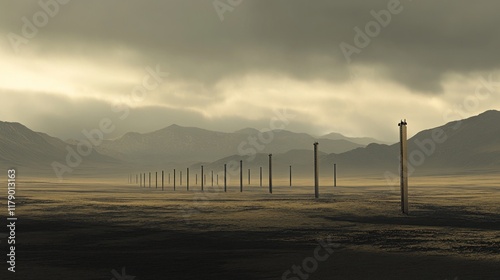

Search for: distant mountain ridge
xmin=320 ymin=132 xmax=391 ymax=146
xmin=192 ymin=110 xmax=500 ymax=177
xmin=321 ymin=110 xmax=500 ymax=175
xmin=1 ymin=110 xmax=500 ymax=178
xmin=0 ymin=121 xmax=117 ymax=173
xmin=93 ymin=125 xmax=363 ymax=164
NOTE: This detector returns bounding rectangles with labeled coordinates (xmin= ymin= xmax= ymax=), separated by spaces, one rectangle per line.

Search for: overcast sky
xmin=1 ymin=0 xmax=499 ymax=142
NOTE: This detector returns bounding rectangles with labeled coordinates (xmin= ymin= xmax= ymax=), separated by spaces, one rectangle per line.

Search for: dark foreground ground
xmin=1 ymin=175 xmax=500 ymax=279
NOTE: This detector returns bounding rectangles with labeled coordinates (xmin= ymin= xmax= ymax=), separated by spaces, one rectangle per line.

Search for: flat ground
xmin=2 ymin=175 xmax=500 ymax=279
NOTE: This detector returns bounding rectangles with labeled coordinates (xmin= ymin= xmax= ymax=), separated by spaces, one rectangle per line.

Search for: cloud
xmin=0 ymin=0 xmax=500 ymax=143
xmin=2 ymin=0 xmax=498 ymax=91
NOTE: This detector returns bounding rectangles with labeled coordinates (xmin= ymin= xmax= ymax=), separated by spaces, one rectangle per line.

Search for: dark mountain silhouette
xmin=322 ymin=110 xmax=500 ymax=175
xmin=320 ymin=132 xmax=391 ymax=146
xmin=195 ymin=110 xmax=500 ymax=178
xmin=1 ymin=110 xmax=499 ymax=178
xmin=95 ymin=125 xmax=363 ymax=164
xmin=0 ymin=121 xmax=118 ymax=175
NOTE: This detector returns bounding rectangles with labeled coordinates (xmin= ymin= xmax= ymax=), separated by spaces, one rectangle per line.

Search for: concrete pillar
xmin=173 ymin=169 xmax=176 ymax=191
xmin=334 ymin=164 xmax=337 ymax=187
xmin=399 ymin=120 xmax=409 ymax=214
xmin=314 ymin=142 xmax=319 ymax=199
xmin=211 ymin=170 xmax=214 ymax=187
xmin=260 ymin=166 xmax=262 ymax=187
xmin=224 ymin=164 xmax=227 ymax=192
xmin=268 ymin=154 xmax=273 ymax=194
xmin=155 ymin=172 xmax=158 ymax=189
xmin=201 ymin=165 xmax=204 ymax=191
xmin=240 ymin=160 xmax=243 ymax=192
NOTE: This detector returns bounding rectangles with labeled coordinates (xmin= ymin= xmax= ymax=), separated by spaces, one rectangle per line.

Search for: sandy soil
xmin=2 ymin=175 xmax=499 ymax=279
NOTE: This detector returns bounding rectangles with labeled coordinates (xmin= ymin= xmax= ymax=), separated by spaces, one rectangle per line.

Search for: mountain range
xmin=1 ymin=110 xmax=499 ymax=179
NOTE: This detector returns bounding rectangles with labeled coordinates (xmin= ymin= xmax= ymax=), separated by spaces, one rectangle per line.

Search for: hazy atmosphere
xmin=2 ymin=1 xmax=500 ymax=280
xmin=1 ymin=0 xmax=499 ymax=142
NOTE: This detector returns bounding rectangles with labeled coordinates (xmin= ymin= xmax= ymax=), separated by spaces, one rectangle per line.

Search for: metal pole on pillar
xmin=201 ymin=166 xmax=204 ymax=191
xmin=314 ymin=142 xmax=319 ymax=199
xmin=240 ymin=160 xmax=243 ymax=192
xmin=224 ymin=164 xmax=227 ymax=192
xmin=399 ymin=120 xmax=409 ymax=214
xmin=268 ymin=154 xmax=273 ymax=194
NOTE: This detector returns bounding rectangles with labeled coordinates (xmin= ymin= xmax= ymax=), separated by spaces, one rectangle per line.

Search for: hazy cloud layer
xmin=1 ymin=0 xmax=499 ymax=142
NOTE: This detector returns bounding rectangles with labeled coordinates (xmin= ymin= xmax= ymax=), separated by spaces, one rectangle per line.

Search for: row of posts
xmin=127 ymin=121 xmax=409 ymax=215
xmin=126 ymin=143 xmax=339 ymax=197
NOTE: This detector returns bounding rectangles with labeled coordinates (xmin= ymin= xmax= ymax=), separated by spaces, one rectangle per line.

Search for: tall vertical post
xmin=211 ymin=170 xmax=214 ymax=187
xmin=289 ymin=165 xmax=292 ymax=187
xmin=187 ymin=168 xmax=190 ymax=191
xmin=399 ymin=120 xmax=409 ymax=214
xmin=268 ymin=154 xmax=273 ymax=194
xmin=248 ymin=169 xmax=250 ymax=185
xmin=180 ymin=171 xmax=182 ymax=186
xmin=240 ymin=160 xmax=243 ymax=192
xmin=140 ymin=173 xmax=142 ymax=187
xmin=260 ymin=167 xmax=262 ymax=187
xmin=162 ymin=171 xmax=164 ymax=191
xmin=155 ymin=172 xmax=158 ymax=189
xmin=168 ymin=173 xmax=170 ymax=185
xmin=201 ymin=166 xmax=204 ymax=191
xmin=143 ymin=173 xmax=146 ymax=187
xmin=314 ymin=142 xmax=319 ymax=199
xmin=149 ymin=172 xmax=151 ymax=188
xmin=333 ymin=164 xmax=337 ymax=187
xmin=173 ymin=169 xmax=176 ymax=191
xmin=196 ymin=174 xmax=198 ymax=185
xmin=217 ymin=174 xmax=219 ymax=186
xmin=224 ymin=164 xmax=227 ymax=192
